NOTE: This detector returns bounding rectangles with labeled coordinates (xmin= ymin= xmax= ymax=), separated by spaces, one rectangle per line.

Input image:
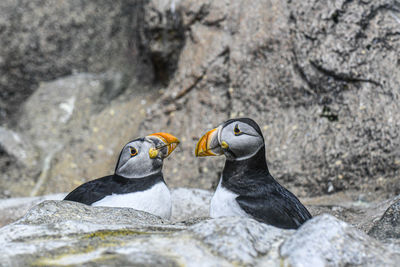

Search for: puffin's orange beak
xmin=148 ymin=132 xmax=180 ymax=157
xmin=195 ymin=128 xmax=222 ymax=157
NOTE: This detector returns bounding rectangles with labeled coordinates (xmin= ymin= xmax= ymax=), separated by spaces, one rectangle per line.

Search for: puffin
xmin=195 ymin=118 xmax=311 ymax=229
xmin=64 ymin=132 xmax=179 ymax=219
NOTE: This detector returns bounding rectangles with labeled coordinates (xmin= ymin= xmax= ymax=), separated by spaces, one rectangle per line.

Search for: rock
xmin=171 ymin=187 xmax=212 ymax=221
xmin=0 ymin=188 xmax=212 ymax=226
xmin=0 ymin=73 xmax=155 ymax=197
xmin=1 ymin=200 xmax=399 ymax=266
xmin=0 ymin=193 xmax=65 ymax=227
xmin=280 ymin=214 xmax=400 ymax=267
xmin=0 ymin=188 xmax=211 ymax=226
xmin=0 ymin=0 xmax=152 ymax=123
xmin=0 ymin=200 xmax=185 ymax=266
xmin=188 ymin=217 xmax=293 ymax=265
xmin=17 ymin=200 xmax=174 ymax=227
xmin=369 ymin=198 xmax=400 ymax=240
xmin=139 ymin=0 xmax=400 ymax=198
xmin=0 ymin=126 xmax=39 ymax=168
xmin=0 ymin=0 xmax=165 ymax=198
xmin=304 ymin=192 xmax=400 ymax=232
xmin=141 ymin=0 xmax=186 ymax=84
xmin=19 ymin=73 xmax=119 ymax=154
xmin=1 ymin=0 xmax=399 ymax=201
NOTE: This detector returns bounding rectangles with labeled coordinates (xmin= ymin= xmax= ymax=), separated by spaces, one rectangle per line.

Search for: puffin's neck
xmin=222 ymin=146 xmax=270 ymax=183
xmin=113 ymin=171 xmax=164 ymax=184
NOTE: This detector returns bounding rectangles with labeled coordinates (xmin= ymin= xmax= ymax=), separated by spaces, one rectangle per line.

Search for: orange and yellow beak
xmin=148 ymin=132 xmax=180 ymax=158
xmin=195 ymin=128 xmax=223 ymax=157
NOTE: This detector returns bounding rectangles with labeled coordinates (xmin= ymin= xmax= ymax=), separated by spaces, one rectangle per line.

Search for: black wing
xmin=63 ymin=175 xmax=115 ymax=205
xmin=235 ymin=176 xmax=312 ymax=229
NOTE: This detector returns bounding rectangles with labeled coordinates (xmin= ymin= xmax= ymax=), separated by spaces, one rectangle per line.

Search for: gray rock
xmin=1 ymin=0 xmax=399 ymax=201
xmin=1 ymin=200 xmax=399 ymax=266
xmin=18 ymin=200 xmax=176 ymax=227
xmin=171 ymin=187 xmax=212 ymax=221
xmin=139 ymin=0 xmax=400 ymax=199
xmin=0 ymin=0 xmax=151 ymax=122
xmin=188 ymin=217 xmax=293 ymax=265
xmin=19 ymin=73 xmax=115 ymax=153
xmin=0 ymin=200 xmax=290 ymax=266
xmin=304 ymin=192 xmax=400 ymax=232
xmin=369 ymin=198 xmax=400 ymax=240
xmin=280 ymin=214 xmax=400 ymax=267
xmin=140 ymin=0 xmax=186 ymax=84
xmin=0 ymin=193 xmax=65 ymax=227
xmin=0 ymin=127 xmax=39 ymax=168
xmin=0 ymin=200 xmax=185 ymax=266
xmin=0 ymin=188 xmax=211 ymax=227
xmin=0 ymin=72 xmax=153 ymax=197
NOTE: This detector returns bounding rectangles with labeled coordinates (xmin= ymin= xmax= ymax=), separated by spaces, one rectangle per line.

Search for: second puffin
xmin=195 ymin=118 xmax=311 ymax=229
xmin=64 ymin=132 xmax=179 ymax=219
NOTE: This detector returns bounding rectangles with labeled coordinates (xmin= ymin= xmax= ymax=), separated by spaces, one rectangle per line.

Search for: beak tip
xmin=195 ymin=128 xmax=220 ymax=157
xmin=148 ymin=132 xmax=180 ymax=157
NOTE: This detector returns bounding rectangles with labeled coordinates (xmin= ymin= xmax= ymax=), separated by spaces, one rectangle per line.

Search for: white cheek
xmin=223 ymin=134 xmax=264 ymax=160
xmin=117 ymin=152 xmax=162 ymax=178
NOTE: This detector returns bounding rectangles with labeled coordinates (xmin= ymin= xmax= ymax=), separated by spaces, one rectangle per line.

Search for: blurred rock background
xmin=0 ymin=0 xmax=399 ymax=200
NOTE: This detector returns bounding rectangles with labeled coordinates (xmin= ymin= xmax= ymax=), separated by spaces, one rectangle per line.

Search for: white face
xmin=219 ymin=121 xmax=264 ymax=160
xmin=115 ymin=137 xmax=168 ymax=178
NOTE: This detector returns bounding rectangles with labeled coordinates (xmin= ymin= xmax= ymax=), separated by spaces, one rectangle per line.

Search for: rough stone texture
xmin=189 ymin=217 xmax=293 ymax=265
xmin=171 ymin=187 xmax=212 ymax=221
xmin=304 ymin=192 xmax=400 ymax=233
xmin=0 ymin=200 xmax=399 ymax=266
xmin=0 ymin=188 xmax=210 ymax=227
xmin=0 ymin=193 xmax=65 ymax=227
xmin=0 ymin=0 xmax=399 ymax=264
xmin=369 ymin=199 xmax=400 ymax=240
xmin=2 ymin=188 xmax=400 ymax=236
xmin=0 ymin=0 xmax=152 ymax=123
xmin=0 ymin=0 xmax=164 ymax=198
xmin=140 ymin=0 xmax=400 ymax=198
xmin=0 ymin=73 xmax=155 ymax=197
xmin=0 ymin=126 xmax=39 ymax=169
xmin=280 ymin=214 xmax=400 ymax=267
xmin=0 ymin=0 xmax=399 ymax=200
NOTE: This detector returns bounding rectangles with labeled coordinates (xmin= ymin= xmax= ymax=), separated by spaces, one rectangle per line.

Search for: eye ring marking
xmin=130 ymin=147 xmax=138 ymax=157
xmin=234 ymin=124 xmax=242 ymax=135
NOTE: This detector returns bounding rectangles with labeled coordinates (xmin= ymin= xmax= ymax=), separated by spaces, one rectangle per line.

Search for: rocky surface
xmin=369 ymin=199 xmax=400 ymax=241
xmin=0 ymin=0 xmax=162 ymax=197
xmin=140 ymin=0 xmax=400 ymax=197
xmin=0 ymin=73 xmax=157 ymax=197
xmin=0 ymin=200 xmax=399 ymax=266
xmin=0 ymin=193 xmax=65 ymax=227
xmin=170 ymin=187 xmax=212 ymax=222
xmin=0 ymin=0 xmax=399 ymax=199
xmin=280 ymin=214 xmax=400 ymax=267
xmin=0 ymin=188 xmax=211 ymax=227
xmin=1 ymin=0 xmax=399 ymax=264
xmin=0 ymin=0 xmax=153 ymax=123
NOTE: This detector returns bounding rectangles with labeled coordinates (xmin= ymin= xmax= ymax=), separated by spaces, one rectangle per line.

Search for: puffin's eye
xmin=130 ymin=147 xmax=138 ymax=157
xmin=234 ymin=124 xmax=241 ymax=135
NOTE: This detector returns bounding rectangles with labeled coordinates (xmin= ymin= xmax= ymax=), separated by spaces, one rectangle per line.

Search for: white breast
xmin=92 ymin=182 xmax=171 ymax=219
xmin=210 ymin=178 xmax=248 ymax=218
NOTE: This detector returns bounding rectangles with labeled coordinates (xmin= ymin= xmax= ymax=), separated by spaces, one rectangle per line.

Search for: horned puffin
xmin=195 ymin=118 xmax=311 ymax=229
xmin=64 ymin=132 xmax=179 ymax=219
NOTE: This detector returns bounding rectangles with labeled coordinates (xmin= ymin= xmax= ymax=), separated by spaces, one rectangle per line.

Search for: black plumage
xmin=222 ymin=146 xmax=311 ymax=229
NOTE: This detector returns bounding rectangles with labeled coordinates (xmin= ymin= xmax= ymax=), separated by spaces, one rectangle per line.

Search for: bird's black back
xmin=64 ymin=172 xmax=164 ymax=205
xmin=222 ymin=147 xmax=312 ymax=229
